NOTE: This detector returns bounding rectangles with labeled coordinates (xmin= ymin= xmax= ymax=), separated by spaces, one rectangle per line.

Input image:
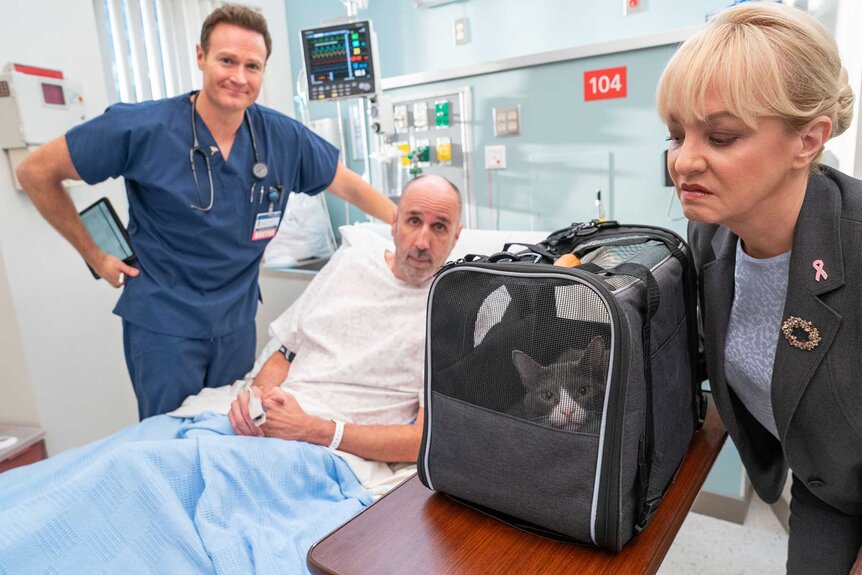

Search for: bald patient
xmin=230 ymin=175 xmax=462 ymax=463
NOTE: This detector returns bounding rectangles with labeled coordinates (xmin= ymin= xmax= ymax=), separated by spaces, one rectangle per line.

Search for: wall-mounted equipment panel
xmin=372 ymin=87 xmax=473 ymax=225
xmin=0 ymin=63 xmax=85 ymax=149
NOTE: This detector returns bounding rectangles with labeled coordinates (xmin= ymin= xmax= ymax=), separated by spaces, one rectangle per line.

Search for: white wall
xmin=0 ymin=0 xmax=296 ymax=455
xmin=826 ymin=0 xmax=862 ymax=177
xmin=0 ymin=239 xmax=39 ymax=425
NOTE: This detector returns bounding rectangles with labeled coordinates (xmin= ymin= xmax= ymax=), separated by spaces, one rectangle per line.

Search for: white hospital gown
xmin=270 ymin=245 xmax=429 ymax=425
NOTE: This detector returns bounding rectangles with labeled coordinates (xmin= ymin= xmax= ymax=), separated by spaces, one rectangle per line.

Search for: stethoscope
xmin=189 ymin=91 xmax=280 ymax=212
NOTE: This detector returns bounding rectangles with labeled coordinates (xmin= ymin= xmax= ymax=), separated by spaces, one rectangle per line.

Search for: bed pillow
xmin=339 ymin=223 xmax=394 ymax=251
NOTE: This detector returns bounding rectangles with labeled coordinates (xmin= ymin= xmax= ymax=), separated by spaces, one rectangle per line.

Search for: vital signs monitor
xmin=300 ymin=20 xmax=378 ymax=101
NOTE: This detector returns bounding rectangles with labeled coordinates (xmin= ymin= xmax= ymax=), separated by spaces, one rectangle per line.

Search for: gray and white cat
xmin=512 ymin=336 xmax=606 ymax=433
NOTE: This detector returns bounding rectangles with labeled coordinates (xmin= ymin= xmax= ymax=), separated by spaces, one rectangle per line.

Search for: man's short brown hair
xmin=200 ymin=4 xmax=272 ymax=61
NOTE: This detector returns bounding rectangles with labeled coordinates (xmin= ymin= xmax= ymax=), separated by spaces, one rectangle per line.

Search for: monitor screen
xmin=301 ymin=20 xmax=376 ymax=101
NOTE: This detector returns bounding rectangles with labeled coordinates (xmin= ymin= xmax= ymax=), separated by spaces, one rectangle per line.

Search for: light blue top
xmin=724 ymin=239 xmax=791 ymax=438
xmin=67 ymin=93 xmax=339 ymax=338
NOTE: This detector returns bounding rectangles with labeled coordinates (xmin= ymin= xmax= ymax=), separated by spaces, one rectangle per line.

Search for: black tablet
xmin=79 ymin=197 xmax=137 ymax=279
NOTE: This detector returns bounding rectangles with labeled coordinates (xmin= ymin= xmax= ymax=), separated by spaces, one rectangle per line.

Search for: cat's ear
xmin=583 ymin=336 xmax=607 ymax=379
xmin=512 ymin=349 xmax=542 ymax=388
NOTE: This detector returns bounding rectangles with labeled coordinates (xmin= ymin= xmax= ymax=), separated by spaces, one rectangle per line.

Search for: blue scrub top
xmin=67 ymin=93 xmax=340 ymax=338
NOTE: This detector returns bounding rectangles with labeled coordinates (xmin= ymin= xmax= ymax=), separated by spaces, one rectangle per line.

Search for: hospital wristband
xmin=328 ymin=420 xmax=345 ymax=451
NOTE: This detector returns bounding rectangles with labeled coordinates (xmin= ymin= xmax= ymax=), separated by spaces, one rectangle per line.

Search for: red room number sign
xmin=584 ymin=66 xmax=627 ymax=101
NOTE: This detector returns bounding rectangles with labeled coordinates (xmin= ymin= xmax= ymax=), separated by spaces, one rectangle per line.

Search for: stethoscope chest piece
xmin=253 ymin=162 xmax=269 ymax=179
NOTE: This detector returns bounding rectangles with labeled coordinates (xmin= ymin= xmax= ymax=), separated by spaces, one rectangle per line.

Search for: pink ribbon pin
xmin=812 ymin=259 xmax=828 ymax=282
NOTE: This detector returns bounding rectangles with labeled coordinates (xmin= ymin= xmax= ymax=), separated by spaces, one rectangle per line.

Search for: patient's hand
xmin=260 ymin=388 xmax=332 ymax=446
xmin=229 ymin=387 xmax=266 ymax=438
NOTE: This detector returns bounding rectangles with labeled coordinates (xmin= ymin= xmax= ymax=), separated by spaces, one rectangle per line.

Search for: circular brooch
xmin=781 ymin=316 xmax=821 ymax=351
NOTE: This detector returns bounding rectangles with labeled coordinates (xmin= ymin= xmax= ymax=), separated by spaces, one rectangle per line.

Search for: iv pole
xmin=340 ymin=0 xmax=368 ymax=18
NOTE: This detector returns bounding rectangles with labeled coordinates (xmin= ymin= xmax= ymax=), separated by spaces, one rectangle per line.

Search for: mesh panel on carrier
xmin=430 ymin=271 xmax=612 ymax=436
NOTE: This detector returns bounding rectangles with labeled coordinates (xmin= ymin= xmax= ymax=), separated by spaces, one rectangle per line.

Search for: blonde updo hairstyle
xmin=656 ymin=2 xmax=854 ymax=166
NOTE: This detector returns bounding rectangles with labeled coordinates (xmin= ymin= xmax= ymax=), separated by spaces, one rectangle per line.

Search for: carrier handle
xmin=460 ymin=253 xmax=488 ymax=262
xmin=504 ymin=221 xmax=623 ymax=263
xmin=485 ymin=251 xmax=547 ymax=264
xmin=545 ymin=219 xmax=620 ymax=243
xmin=503 ymin=242 xmax=559 ymax=263
xmin=486 ymin=251 xmax=521 ymax=263
xmin=453 ymin=252 xmax=537 ymax=264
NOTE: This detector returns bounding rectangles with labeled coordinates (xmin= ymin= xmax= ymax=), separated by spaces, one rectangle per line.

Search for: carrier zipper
xmin=574 ymin=219 xmax=620 ymax=235
xmin=543 ymin=219 xmax=621 ymax=249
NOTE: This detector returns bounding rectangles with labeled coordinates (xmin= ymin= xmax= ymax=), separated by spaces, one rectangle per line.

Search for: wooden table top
xmin=308 ymin=401 xmax=726 ymax=575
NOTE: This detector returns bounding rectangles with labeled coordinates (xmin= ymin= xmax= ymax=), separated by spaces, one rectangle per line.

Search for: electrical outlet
xmin=484 ymin=145 xmax=506 ymax=170
xmin=454 ymin=17 xmax=470 ymax=45
xmin=493 ymin=106 xmax=520 ymax=137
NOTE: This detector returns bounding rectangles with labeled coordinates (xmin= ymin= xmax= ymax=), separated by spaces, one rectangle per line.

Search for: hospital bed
xmin=0 ymin=225 xmax=548 ymax=575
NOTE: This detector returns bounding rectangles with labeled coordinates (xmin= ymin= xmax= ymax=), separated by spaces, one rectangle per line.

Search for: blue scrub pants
xmin=122 ymin=320 xmax=256 ymax=420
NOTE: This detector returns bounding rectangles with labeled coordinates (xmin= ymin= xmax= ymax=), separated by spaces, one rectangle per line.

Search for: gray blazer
xmin=689 ymin=166 xmax=862 ymax=515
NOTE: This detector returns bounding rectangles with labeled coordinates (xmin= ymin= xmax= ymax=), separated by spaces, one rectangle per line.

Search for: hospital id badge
xmin=252 ymin=211 xmax=281 ymax=241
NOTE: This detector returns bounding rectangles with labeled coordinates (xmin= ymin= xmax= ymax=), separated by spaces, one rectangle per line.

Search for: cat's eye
xmin=541 ymin=391 xmax=554 ymax=401
xmin=578 ymin=386 xmax=587 ymax=395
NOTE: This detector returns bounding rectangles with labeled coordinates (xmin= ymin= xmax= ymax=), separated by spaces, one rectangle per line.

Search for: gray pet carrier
xmin=417 ymin=220 xmax=705 ymax=550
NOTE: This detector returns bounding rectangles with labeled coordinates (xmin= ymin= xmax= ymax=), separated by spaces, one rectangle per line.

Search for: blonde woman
xmin=657 ymin=3 xmax=861 ymax=573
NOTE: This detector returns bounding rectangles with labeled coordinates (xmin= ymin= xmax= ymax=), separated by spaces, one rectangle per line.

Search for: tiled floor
xmin=658 ymin=497 xmax=789 ymax=575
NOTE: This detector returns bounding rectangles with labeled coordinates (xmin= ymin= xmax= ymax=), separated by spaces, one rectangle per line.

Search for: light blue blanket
xmin=0 ymin=414 xmax=372 ymax=574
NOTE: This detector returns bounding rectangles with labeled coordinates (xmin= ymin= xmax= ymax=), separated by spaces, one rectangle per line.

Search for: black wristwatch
xmin=278 ymin=345 xmax=296 ymax=362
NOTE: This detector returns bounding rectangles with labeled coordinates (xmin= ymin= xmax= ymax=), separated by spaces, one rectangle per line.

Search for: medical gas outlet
xmin=413 ymin=102 xmax=429 ymax=131
xmin=434 ymin=100 xmax=450 ymax=128
xmin=414 ymin=139 xmax=431 ymax=165
xmin=436 ymin=137 xmax=452 ymax=165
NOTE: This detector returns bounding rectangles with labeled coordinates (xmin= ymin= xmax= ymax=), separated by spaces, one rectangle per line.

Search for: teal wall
xmin=284 ymin=0 xmax=730 ymax=79
xmin=379 ymin=44 xmax=682 ymax=234
xmin=282 ymin=0 xmax=746 ymax=501
xmin=281 ymin=0 xmax=730 ymax=235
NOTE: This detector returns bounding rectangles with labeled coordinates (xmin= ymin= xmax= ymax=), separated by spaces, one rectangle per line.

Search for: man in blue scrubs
xmin=16 ymin=5 xmax=396 ymax=419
